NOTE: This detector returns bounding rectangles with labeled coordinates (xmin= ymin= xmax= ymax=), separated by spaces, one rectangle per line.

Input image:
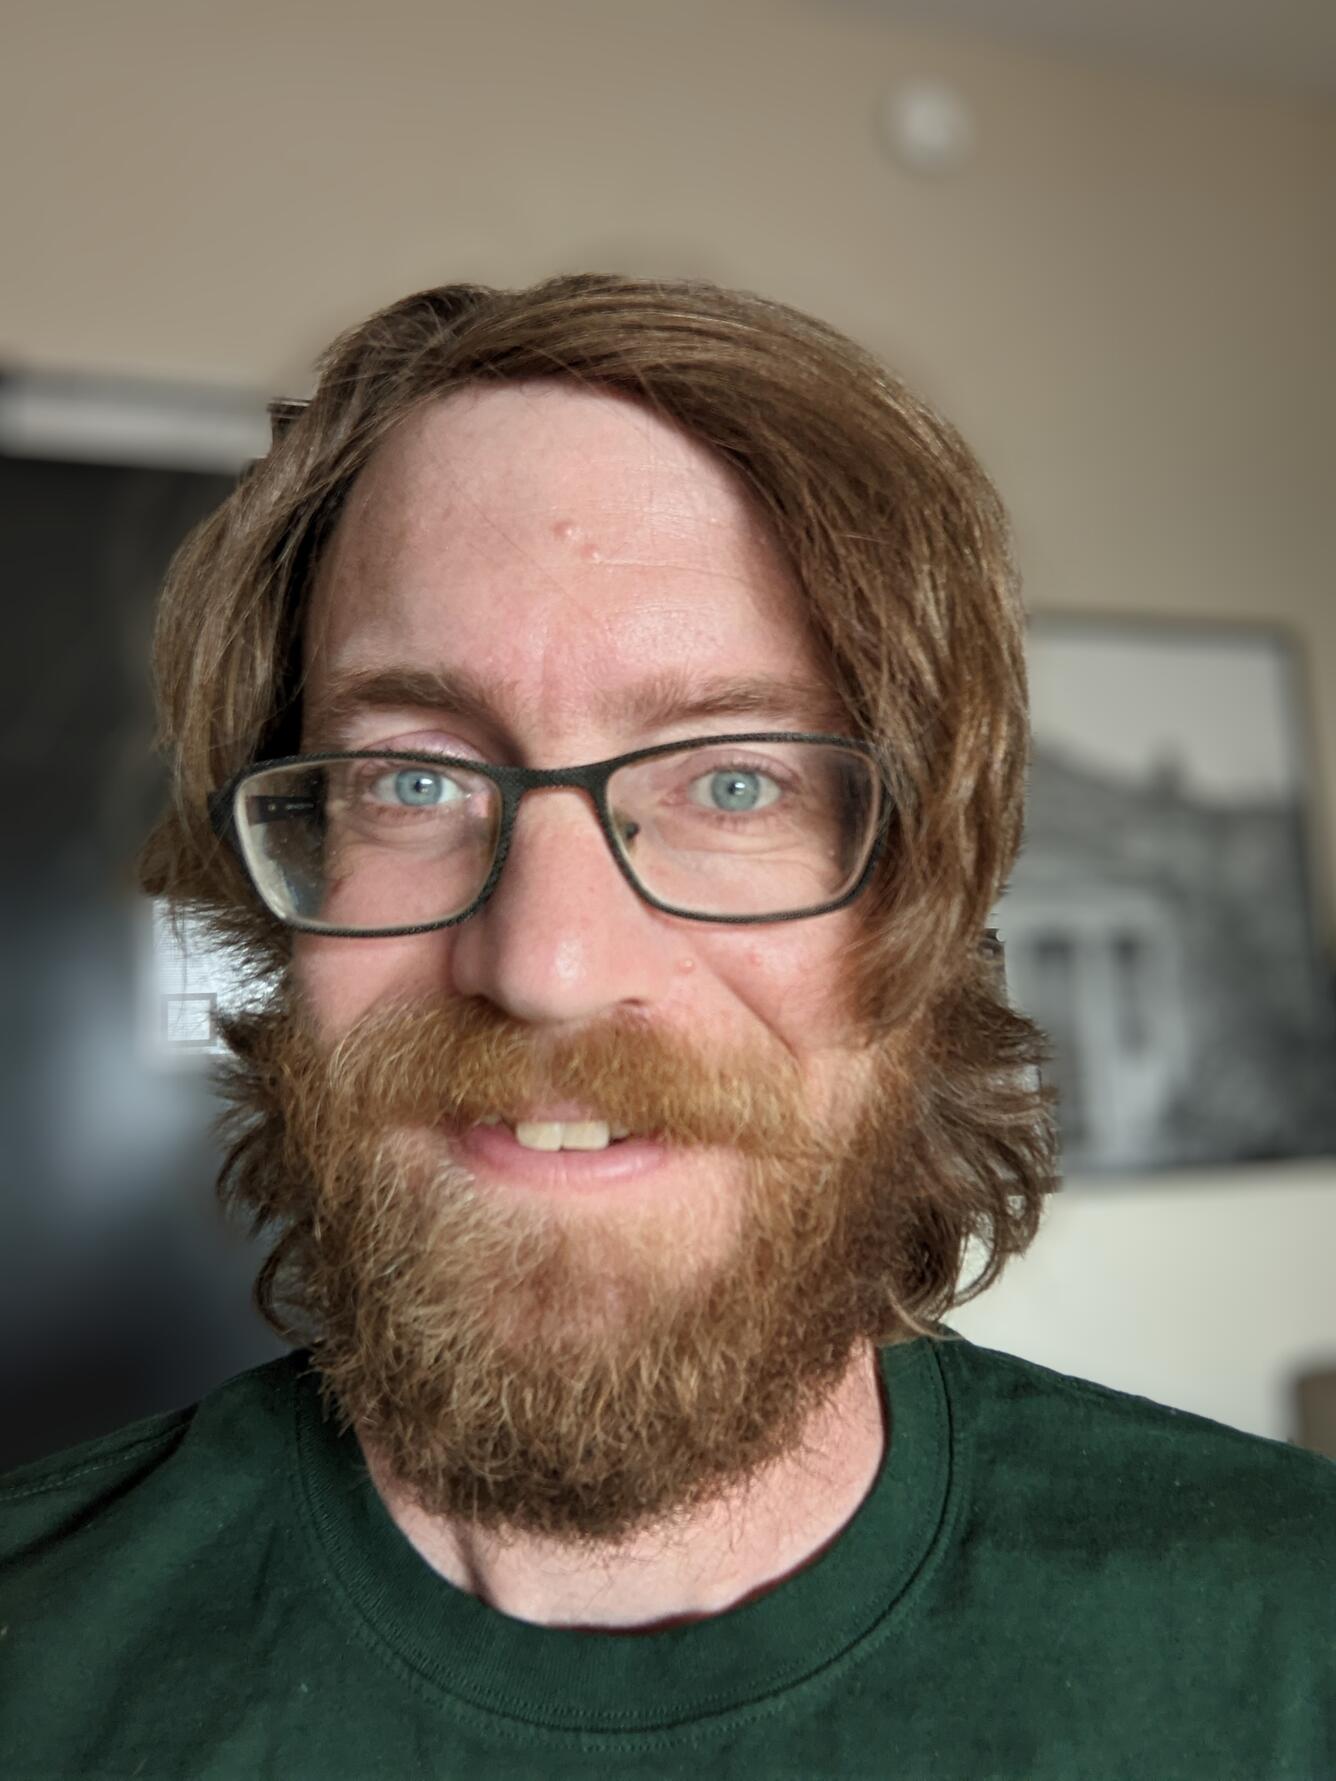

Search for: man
xmin=2 ymin=275 xmax=1332 ymax=1778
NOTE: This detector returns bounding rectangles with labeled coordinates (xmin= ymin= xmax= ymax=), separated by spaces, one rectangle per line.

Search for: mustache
xmin=285 ymin=990 xmax=823 ymax=1161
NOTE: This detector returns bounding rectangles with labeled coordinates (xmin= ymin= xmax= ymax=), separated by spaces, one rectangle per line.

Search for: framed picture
xmin=994 ymin=614 xmax=1336 ymax=1176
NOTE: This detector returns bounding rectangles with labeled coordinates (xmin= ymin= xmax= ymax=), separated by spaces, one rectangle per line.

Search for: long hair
xmin=141 ymin=273 xmax=1059 ymax=1338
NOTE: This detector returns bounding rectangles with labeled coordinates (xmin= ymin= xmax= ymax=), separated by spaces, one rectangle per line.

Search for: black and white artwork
xmin=995 ymin=616 xmax=1336 ymax=1176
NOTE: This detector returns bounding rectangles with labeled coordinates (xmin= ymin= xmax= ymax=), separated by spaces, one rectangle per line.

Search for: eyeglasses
xmin=208 ymin=732 xmax=892 ymax=936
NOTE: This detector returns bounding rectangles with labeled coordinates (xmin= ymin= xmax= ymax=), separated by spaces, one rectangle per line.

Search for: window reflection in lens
xmin=239 ymin=758 xmax=498 ymax=932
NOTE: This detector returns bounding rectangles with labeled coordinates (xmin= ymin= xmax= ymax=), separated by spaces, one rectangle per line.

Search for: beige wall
xmin=5 ymin=0 xmax=1333 ymax=1436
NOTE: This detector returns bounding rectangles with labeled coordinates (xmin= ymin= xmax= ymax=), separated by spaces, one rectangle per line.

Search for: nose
xmin=446 ymin=783 xmax=677 ymax=1025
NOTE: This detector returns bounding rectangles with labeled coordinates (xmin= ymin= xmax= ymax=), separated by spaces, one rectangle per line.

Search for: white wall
xmin=953 ymin=1166 xmax=1336 ymax=1443
xmin=4 ymin=0 xmax=1332 ymax=1441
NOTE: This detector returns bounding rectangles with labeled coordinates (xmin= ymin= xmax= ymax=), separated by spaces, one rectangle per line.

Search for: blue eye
xmin=391 ymin=768 xmax=447 ymax=806
xmin=359 ymin=766 xmax=456 ymax=809
xmin=689 ymin=767 xmax=780 ymax=815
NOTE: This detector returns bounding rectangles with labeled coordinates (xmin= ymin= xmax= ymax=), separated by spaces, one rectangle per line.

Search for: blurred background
xmin=2 ymin=0 xmax=1334 ymax=1470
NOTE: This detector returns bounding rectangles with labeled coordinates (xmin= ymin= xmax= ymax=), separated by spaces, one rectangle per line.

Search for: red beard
xmin=216 ymin=990 xmax=920 ymax=1547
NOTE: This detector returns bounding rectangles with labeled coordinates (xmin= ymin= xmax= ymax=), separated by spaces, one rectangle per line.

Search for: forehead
xmin=303 ymin=381 xmax=842 ymax=748
xmin=337 ymin=380 xmax=756 ymax=548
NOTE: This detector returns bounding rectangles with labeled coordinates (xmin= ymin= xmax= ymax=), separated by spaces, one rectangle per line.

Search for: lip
xmin=449 ymin=1119 xmax=673 ymax=1191
xmin=489 ymin=1104 xmax=632 ymax=1124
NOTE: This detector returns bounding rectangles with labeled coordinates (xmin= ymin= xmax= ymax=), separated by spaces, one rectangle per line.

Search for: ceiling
xmin=823 ymin=0 xmax=1336 ymax=100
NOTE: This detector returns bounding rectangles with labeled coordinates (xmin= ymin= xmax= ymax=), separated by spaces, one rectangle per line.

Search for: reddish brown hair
xmin=142 ymin=273 xmax=1058 ymax=1334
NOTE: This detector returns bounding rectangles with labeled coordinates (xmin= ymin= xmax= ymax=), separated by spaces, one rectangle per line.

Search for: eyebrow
xmin=304 ymin=663 xmax=850 ymax=747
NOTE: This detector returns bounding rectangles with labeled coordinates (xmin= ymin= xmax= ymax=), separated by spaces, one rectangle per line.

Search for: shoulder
xmin=0 ymin=1351 xmax=309 ymax=1572
xmin=929 ymin=1330 xmax=1336 ymax=1567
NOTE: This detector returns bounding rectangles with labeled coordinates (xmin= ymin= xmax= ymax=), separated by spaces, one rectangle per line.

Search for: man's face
xmin=298 ymin=382 xmax=882 ymax=1236
xmin=258 ymin=381 xmax=915 ymax=1542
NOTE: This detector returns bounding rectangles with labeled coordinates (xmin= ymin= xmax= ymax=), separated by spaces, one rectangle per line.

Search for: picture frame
xmin=994 ymin=613 xmax=1336 ymax=1176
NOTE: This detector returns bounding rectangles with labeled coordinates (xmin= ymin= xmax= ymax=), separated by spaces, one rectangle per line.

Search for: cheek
xmin=292 ymin=931 xmax=450 ymax=1039
xmin=725 ymin=934 xmax=861 ymax=1050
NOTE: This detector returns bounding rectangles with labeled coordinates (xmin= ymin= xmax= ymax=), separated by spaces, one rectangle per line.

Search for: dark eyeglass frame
xmin=208 ymin=730 xmax=895 ymax=937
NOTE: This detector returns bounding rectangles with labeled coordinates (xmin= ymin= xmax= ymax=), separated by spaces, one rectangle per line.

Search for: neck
xmin=362 ymin=1341 xmax=888 ymax=1631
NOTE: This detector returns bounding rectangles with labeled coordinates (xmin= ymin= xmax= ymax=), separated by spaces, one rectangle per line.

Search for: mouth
xmin=446 ymin=1116 xmax=673 ymax=1192
xmin=475 ymin=1114 xmax=639 ymax=1152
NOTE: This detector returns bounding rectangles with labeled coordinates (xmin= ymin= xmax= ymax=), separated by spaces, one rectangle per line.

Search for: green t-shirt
xmin=2 ymin=1328 xmax=1333 ymax=1779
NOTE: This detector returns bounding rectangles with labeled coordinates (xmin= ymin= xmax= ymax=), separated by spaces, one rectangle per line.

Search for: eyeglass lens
xmin=233 ymin=741 xmax=881 ymax=931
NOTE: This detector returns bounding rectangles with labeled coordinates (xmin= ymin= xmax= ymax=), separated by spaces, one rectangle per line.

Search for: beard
xmin=217 ymin=985 xmax=922 ymax=1550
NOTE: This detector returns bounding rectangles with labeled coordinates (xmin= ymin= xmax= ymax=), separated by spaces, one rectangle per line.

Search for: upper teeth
xmin=477 ymin=1115 xmax=633 ymax=1151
